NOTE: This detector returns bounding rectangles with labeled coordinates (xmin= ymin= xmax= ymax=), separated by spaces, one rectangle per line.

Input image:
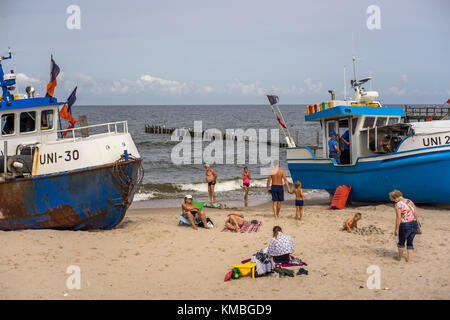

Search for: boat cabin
xmin=302 ymin=105 xmax=408 ymax=165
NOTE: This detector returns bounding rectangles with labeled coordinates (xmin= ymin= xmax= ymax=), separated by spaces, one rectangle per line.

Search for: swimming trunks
xmin=190 ymin=210 xmax=198 ymax=216
xmin=295 ymin=200 xmax=304 ymax=206
xmin=270 ymin=185 xmax=284 ymax=202
xmin=208 ymin=181 xmax=215 ymax=186
xmin=243 ymin=183 xmax=250 ymax=187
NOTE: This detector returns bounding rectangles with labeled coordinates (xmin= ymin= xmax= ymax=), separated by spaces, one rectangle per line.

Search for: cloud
xmin=224 ymin=79 xmax=265 ymax=96
xmin=388 ymin=86 xmax=406 ymax=96
xmin=15 ymin=73 xmax=41 ymax=84
xmin=401 ymin=74 xmax=408 ymax=84
xmin=270 ymin=84 xmax=305 ymax=95
xmin=304 ymin=78 xmax=323 ymax=94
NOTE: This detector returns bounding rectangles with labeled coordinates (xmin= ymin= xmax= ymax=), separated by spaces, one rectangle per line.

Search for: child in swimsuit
xmin=242 ymin=167 xmax=251 ymax=206
xmin=288 ymin=181 xmax=308 ymax=220
xmin=225 ymin=212 xmax=244 ymax=232
xmin=343 ymin=213 xmax=362 ymax=232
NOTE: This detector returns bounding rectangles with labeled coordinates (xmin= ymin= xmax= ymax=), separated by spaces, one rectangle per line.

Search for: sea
xmin=72 ymin=104 xmax=330 ymax=208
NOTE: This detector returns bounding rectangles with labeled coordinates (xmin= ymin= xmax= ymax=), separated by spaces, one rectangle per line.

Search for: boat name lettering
xmin=39 ymin=150 xmax=80 ymax=165
xmin=422 ymin=136 xmax=450 ymax=147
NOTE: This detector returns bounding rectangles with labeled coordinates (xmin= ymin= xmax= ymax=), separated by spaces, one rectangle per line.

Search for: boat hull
xmin=287 ymin=146 xmax=450 ymax=203
xmin=0 ymin=158 xmax=142 ymax=230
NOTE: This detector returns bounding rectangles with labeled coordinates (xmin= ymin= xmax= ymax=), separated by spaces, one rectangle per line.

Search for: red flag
xmin=63 ymin=122 xmax=76 ymax=137
xmin=446 ymin=98 xmax=450 ymax=104
xmin=45 ymin=55 xmax=60 ymax=98
xmin=276 ymin=115 xmax=287 ymax=128
xmin=59 ymin=104 xmax=78 ymax=124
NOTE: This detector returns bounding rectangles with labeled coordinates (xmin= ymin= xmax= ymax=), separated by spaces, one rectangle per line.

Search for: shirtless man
xmin=181 ymin=195 xmax=209 ymax=230
xmin=204 ymin=164 xmax=217 ymax=204
xmin=225 ymin=212 xmax=245 ymax=232
xmin=266 ymin=160 xmax=291 ymax=218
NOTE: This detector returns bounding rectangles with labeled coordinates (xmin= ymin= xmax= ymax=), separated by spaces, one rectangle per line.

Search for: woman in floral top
xmin=267 ymin=226 xmax=294 ymax=264
xmin=389 ymin=190 xmax=419 ymax=262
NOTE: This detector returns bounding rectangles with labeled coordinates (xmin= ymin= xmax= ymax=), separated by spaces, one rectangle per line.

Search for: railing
xmin=52 ymin=121 xmax=128 ymax=142
xmin=404 ymin=105 xmax=449 ymax=121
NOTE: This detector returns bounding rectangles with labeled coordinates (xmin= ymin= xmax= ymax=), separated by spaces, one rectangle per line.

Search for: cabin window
xmin=41 ymin=110 xmax=54 ymax=130
xmin=388 ymin=117 xmax=399 ymax=125
xmin=1 ymin=113 xmax=15 ymax=135
xmin=363 ymin=117 xmax=375 ymax=128
xmin=352 ymin=118 xmax=358 ymax=134
xmin=376 ymin=117 xmax=387 ymax=127
xmin=327 ymin=122 xmax=336 ymax=136
xmin=20 ymin=111 xmax=36 ymax=133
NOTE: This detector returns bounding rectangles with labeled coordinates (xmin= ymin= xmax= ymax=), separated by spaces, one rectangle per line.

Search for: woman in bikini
xmin=225 ymin=212 xmax=245 ymax=232
xmin=242 ymin=167 xmax=251 ymax=206
xmin=181 ymin=195 xmax=210 ymax=230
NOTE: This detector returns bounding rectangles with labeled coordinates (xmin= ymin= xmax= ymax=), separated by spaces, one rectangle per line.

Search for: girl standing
xmin=242 ymin=167 xmax=251 ymax=206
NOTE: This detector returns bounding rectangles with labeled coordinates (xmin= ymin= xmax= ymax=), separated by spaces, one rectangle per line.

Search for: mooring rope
xmin=111 ymin=155 xmax=144 ymax=207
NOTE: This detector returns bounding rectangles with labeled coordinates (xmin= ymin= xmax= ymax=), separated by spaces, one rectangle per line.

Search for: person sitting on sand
xmin=225 ymin=212 xmax=245 ymax=232
xmin=267 ymin=226 xmax=294 ymax=264
xmin=181 ymin=195 xmax=210 ymax=230
xmin=343 ymin=213 xmax=362 ymax=232
xmin=288 ymin=181 xmax=308 ymax=220
xmin=389 ymin=190 xmax=418 ymax=263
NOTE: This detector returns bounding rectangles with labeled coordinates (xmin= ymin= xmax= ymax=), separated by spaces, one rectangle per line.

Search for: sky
xmin=1 ymin=0 xmax=449 ymax=105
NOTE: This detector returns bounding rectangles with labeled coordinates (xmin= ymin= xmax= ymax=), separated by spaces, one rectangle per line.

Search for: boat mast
xmin=343 ymin=66 xmax=347 ymax=100
xmin=0 ymin=47 xmax=13 ymax=105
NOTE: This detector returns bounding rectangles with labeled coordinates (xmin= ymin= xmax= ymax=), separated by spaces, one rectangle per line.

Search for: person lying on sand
xmin=181 ymin=195 xmax=210 ymax=230
xmin=225 ymin=212 xmax=245 ymax=232
xmin=343 ymin=213 xmax=362 ymax=232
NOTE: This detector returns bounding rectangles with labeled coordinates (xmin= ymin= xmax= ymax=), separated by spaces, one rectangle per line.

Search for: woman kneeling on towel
xmin=225 ymin=212 xmax=245 ymax=232
xmin=267 ymin=226 xmax=294 ymax=264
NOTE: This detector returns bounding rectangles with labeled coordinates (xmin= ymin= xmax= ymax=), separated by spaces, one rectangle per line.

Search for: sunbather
xmin=181 ymin=195 xmax=210 ymax=230
xmin=225 ymin=212 xmax=245 ymax=232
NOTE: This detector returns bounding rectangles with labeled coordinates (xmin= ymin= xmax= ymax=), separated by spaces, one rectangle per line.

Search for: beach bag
xmin=198 ymin=217 xmax=214 ymax=228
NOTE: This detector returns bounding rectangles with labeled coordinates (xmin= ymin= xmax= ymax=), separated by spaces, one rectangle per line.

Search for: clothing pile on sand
xmin=204 ymin=203 xmax=237 ymax=210
xmin=353 ymin=225 xmax=384 ymax=236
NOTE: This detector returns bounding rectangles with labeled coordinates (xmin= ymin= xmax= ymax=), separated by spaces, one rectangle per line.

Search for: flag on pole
xmin=59 ymin=87 xmax=78 ymax=137
xmin=67 ymin=86 xmax=77 ymax=112
xmin=45 ymin=55 xmax=60 ymax=98
xmin=267 ymin=95 xmax=279 ymax=106
xmin=276 ymin=115 xmax=287 ymax=128
xmin=446 ymin=98 xmax=450 ymax=104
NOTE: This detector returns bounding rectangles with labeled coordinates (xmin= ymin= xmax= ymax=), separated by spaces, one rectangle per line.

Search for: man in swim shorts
xmin=205 ymin=164 xmax=217 ymax=204
xmin=267 ymin=160 xmax=291 ymax=218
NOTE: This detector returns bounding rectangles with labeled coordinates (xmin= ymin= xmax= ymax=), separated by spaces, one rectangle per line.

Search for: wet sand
xmin=0 ymin=200 xmax=449 ymax=299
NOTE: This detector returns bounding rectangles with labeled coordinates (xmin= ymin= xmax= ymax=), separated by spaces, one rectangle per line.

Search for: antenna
xmin=351 ymin=33 xmax=357 ymax=82
xmin=343 ymin=65 xmax=347 ymax=100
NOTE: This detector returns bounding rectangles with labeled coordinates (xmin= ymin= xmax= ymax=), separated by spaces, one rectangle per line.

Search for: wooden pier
xmin=403 ymin=105 xmax=449 ymax=122
xmin=144 ymin=124 xmax=291 ymax=148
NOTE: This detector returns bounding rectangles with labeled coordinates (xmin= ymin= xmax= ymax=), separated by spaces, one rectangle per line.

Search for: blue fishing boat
xmin=0 ymin=49 xmax=143 ymax=230
xmin=283 ymin=72 xmax=450 ymax=203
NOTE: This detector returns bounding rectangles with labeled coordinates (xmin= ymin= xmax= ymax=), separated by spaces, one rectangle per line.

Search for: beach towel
xmin=241 ymin=255 xmax=307 ymax=268
xmin=221 ymin=220 xmax=263 ymax=233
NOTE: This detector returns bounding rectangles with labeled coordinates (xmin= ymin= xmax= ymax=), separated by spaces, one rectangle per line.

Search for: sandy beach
xmin=0 ymin=200 xmax=449 ymax=300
